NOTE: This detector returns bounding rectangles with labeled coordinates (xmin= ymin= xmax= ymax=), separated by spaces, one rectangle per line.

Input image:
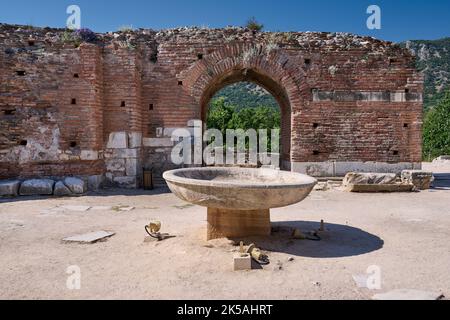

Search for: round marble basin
xmin=163 ymin=167 xmax=317 ymax=240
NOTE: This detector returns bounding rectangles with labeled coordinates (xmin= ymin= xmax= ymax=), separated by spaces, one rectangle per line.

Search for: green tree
xmin=245 ymin=17 xmax=264 ymax=32
xmin=206 ymin=97 xmax=235 ymax=134
xmin=207 ymin=97 xmax=281 ymax=152
xmin=423 ymin=91 xmax=450 ymax=160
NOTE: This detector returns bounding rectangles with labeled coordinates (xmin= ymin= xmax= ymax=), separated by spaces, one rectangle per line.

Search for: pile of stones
xmin=0 ymin=177 xmax=87 ymax=198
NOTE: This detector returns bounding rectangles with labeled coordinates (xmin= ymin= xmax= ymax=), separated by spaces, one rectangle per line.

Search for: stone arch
xmin=181 ymin=43 xmax=309 ymax=166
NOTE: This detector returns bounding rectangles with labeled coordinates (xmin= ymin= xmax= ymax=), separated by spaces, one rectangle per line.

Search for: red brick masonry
xmin=0 ymin=24 xmax=423 ymax=188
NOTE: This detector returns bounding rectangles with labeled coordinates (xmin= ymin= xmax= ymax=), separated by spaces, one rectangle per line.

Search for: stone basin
xmin=163 ymin=167 xmax=317 ymax=240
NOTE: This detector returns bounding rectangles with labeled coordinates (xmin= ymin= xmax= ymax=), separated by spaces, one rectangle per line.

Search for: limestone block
xmin=63 ymin=177 xmax=87 ymax=195
xmin=54 ymin=181 xmax=73 ymax=197
xmin=113 ymin=176 xmax=137 ymax=189
xmin=20 ymin=179 xmax=55 ymax=196
xmin=125 ymin=158 xmax=138 ymax=176
xmin=343 ymin=172 xmax=397 ymax=187
xmin=164 ymin=127 xmax=195 ymax=138
xmin=63 ymin=231 xmax=115 ymax=244
xmin=128 ymin=132 xmax=142 ymax=149
xmin=346 ymin=184 xmax=414 ymax=193
xmin=433 ymin=155 xmax=450 ymax=163
xmin=401 ymin=170 xmax=434 ymax=190
xmin=80 ymin=150 xmax=99 ymax=161
xmin=0 ymin=180 xmax=21 ymax=197
xmin=88 ymin=175 xmax=104 ymax=191
xmin=143 ymin=138 xmax=174 ymax=148
xmin=107 ymin=132 xmax=128 ymax=149
xmin=233 ymin=253 xmax=252 ymax=271
xmin=112 ymin=148 xmax=139 ymax=159
xmin=106 ymin=159 xmax=126 ymax=172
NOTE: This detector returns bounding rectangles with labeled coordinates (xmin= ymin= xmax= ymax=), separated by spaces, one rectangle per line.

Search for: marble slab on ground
xmin=372 ymin=289 xmax=444 ymax=300
xmin=91 ymin=206 xmax=113 ymax=211
xmin=63 ymin=231 xmax=115 ymax=244
xmin=61 ymin=205 xmax=92 ymax=212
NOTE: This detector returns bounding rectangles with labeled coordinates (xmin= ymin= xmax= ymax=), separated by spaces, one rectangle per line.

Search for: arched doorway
xmin=199 ymin=68 xmax=292 ymax=169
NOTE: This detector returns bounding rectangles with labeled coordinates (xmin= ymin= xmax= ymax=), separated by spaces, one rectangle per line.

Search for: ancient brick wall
xmin=0 ymin=24 xmax=423 ymax=187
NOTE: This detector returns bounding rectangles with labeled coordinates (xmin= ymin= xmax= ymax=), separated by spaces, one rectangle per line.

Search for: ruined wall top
xmin=0 ymin=23 xmax=411 ymax=57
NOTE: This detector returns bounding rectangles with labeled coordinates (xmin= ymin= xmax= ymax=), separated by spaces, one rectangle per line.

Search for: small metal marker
xmin=240 ymin=241 xmax=244 ymax=254
xmin=320 ymin=220 xmax=325 ymax=232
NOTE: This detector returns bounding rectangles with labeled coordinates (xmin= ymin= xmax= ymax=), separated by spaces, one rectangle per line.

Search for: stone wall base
xmin=290 ymin=161 xmax=422 ymax=177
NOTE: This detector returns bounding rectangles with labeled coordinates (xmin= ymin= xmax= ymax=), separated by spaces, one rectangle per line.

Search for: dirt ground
xmin=1 ymin=163 xmax=449 ymax=300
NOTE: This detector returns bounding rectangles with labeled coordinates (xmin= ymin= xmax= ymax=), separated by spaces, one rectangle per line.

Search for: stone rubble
xmin=0 ymin=180 xmax=21 ymax=197
xmin=401 ymin=170 xmax=434 ymax=190
xmin=19 ymin=179 xmax=55 ymax=196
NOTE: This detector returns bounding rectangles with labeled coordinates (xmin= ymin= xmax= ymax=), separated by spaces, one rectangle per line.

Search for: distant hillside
xmin=212 ymin=82 xmax=279 ymax=110
xmin=402 ymin=38 xmax=450 ymax=110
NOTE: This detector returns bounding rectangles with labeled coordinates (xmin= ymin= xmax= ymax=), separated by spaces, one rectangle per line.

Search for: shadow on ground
xmin=432 ymin=174 xmax=450 ymax=190
xmin=232 ymin=221 xmax=384 ymax=259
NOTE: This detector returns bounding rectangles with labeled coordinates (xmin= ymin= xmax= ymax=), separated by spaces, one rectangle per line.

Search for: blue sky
xmin=0 ymin=0 xmax=449 ymax=42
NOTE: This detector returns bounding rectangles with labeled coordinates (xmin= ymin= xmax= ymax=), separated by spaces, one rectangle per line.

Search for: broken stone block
xmin=401 ymin=170 xmax=434 ymax=190
xmin=347 ymin=184 xmax=414 ymax=193
xmin=54 ymin=181 xmax=73 ymax=197
xmin=0 ymin=180 xmax=21 ymax=197
xmin=343 ymin=172 xmax=397 ymax=187
xmin=19 ymin=179 xmax=55 ymax=196
xmin=233 ymin=253 xmax=252 ymax=271
xmin=63 ymin=177 xmax=87 ymax=195
xmin=107 ymin=132 xmax=128 ymax=149
xmin=372 ymin=289 xmax=444 ymax=301
xmin=113 ymin=176 xmax=137 ymax=188
xmin=61 ymin=205 xmax=91 ymax=212
xmin=63 ymin=231 xmax=115 ymax=244
xmin=433 ymin=155 xmax=450 ymax=163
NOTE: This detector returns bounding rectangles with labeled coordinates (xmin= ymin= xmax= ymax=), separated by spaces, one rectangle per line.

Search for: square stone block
xmin=128 ymin=132 xmax=142 ymax=148
xmin=233 ymin=253 xmax=252 ymax=271
xmin=401 ymin=170 xmax=434 ymax=190
xmin=107 ymin=132 xmax=128 ymax=149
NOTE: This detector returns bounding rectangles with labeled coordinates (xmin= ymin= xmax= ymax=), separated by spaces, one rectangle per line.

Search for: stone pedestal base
xmin=207 ymin=207 xmax=271 ymax=240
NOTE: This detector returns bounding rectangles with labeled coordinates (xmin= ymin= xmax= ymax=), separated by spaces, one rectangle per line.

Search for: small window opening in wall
xmin=28 ymin=40 xmax=35 ymax=46
xmin=178 ymin=81 xmax=183 ymax=86
xmin=71 ymin=98 xmax=77 ymax=105
xmin=73 ymin=73 xmax=79 ymax=78
xmin=197 ymin=53 xmax=203 ymax=60
xmin=313 ymin=150 xmax=320 ymax=155
xmin=121 ymin=101 xmax=126 ymax=107
xmin=393 ymin=150 xmax=399 ymax=156
xmin=4 ymin=109 xmax=15 ymax=115
xmin=70 ymin=141 xmax=77 ymax=148
xmin=16 ymin=70 xmax=26 ymax=76
xmin=313 ymin=123 xmax=319 ymax=129
xmin=149 ymin=104 xmax=154 ymax=111
xmin=304 ymin=58 xmax=311 ymax=66
xmin=150 ymin=52 xmax=158 ymax=63
xmin=403 ymin=123 xmax=409 ymax=128
xmin=389 ymin=58 xmax=397 ymax=65
xmin=19 ymin=140 xmax=28 ymax=146
xmin=405 ymin=88 xmax=410 ymax=93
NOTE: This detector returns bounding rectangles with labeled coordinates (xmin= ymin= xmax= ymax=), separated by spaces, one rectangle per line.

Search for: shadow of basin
xmin=230 ymin=220 xmax=384 ymax=259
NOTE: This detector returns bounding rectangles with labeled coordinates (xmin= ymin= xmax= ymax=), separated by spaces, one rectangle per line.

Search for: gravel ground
xmin=0 ymin=164 xmax=449 ymax=300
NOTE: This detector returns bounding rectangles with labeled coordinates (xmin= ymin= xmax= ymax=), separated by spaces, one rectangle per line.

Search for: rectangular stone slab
xmin=346 ymin=184 xmax=414 ymax=193
xmin=63 ymin=231 xmax=115 ymax=244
